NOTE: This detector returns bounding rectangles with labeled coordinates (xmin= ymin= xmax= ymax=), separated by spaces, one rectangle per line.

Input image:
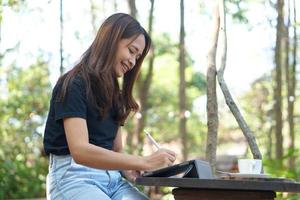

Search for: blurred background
xmin=0 ymin=0 xmax=299 ymax=199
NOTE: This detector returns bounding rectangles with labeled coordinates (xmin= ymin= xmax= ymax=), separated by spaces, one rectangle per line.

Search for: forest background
xmin=0 ymin=0 xmax=299 ymax=199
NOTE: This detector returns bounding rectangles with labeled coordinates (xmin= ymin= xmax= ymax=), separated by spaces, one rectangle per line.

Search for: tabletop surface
xmin=136 ymin=177 xmax=300 ymax=192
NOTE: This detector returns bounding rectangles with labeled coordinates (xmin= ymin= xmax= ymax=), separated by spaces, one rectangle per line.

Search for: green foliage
xmin=0 ymin=0 xmax=27 ymax=14
xmin=146 ymin=53 xmax=179 ymax=141
xmin=137 ymin=32 xmax=207 ymax=158
xmin=226 ymin=0 xmax=249 ymax=24
xmin=160 ymin=187 xmax=174 ymax=200
xmin=0 ymin=0 xmax=27 ymax=34
xmin=153 ymin=32 xmax=178 ymax=56
xmin=239 ymin=74 xmax=274 ymax=157
xmin=188 ymin=72 xmax=206 ymax=93
xmin=238 ymin=72 xmax=300 ymax=200
xmin=0 ymin=0 xmax=2 ymax=24
xmin=0 ymin=59 xmax=51 ymax=198
xmin=263 ymin=150 xmax=300 ymax=200
xmin=264 ymin=149 xmax=300 ymax=180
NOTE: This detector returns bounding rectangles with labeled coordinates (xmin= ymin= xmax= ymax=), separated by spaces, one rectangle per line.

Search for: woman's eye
xmin=129 ymin=48 xmax=134 ymax=54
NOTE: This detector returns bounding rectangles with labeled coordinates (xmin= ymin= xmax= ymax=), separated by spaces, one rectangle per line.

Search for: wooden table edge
xmin=136 ymin=177 xmax=300 ymax=193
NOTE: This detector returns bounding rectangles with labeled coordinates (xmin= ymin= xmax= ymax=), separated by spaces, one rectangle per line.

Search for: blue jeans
xmin=46 ymin=154 xmax=149 ymax=200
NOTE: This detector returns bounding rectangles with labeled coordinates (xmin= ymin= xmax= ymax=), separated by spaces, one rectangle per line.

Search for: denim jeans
xmin=46 ymin=154 xmax=149 ymax=200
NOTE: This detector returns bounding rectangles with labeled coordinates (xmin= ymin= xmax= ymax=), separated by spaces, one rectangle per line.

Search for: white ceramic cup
xmin=238 ymin=159 xmax=262 ymax=174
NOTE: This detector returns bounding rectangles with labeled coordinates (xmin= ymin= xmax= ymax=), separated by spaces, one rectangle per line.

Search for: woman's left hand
xmin=121 ymin=170 xmax=141 ymax=182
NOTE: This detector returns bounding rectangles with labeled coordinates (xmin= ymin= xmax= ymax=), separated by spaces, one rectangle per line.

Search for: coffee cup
xmin=238 ymin=159 xmax=262 ymax=174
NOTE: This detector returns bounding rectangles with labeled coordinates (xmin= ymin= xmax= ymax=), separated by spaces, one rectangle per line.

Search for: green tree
xmin=139 ymin=32 xmax=206 ymax=159
xmin=0 ymin=59 xmax=51 ymax=199
xmin=240 ymin=75 xmax=273 ymax=158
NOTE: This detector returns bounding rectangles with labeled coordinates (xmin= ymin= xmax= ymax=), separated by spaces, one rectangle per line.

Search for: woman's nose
xmin=128 ymin=57 xmax=136 ymax=69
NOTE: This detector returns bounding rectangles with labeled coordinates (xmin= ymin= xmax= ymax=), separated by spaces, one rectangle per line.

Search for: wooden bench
xmin=136 ymin=177 xmax=300 ymax=200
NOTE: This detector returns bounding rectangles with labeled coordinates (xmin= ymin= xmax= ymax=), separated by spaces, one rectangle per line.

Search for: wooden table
xmin=136 ymin=177 xmax=300 ymax=200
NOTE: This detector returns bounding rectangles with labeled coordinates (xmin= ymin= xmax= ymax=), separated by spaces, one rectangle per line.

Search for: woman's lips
xmin=121 ymin=62 xmax=128 ymax=74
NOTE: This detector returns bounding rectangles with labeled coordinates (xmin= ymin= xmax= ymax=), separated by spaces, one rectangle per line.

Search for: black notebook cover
xmin=141 ymin=159 xmax=213 ymax=179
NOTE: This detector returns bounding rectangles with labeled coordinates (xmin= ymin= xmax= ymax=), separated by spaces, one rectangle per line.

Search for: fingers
xmin=122 ymin=170 xmax=140 ymax=183
xmin=143 ymin=148 xmax=177 ymax=171
xmin=158 ymin=148 xmax=176 ymax=166
xmin=165 ymin=149 xmax=176 ymax=157
xmin=131 ymin=171 xmax=140 ymax=182
xmin=168 ymin=153 xmax=176 ymax=162
xmin=161 ymin=148 xmax=176 ymax=162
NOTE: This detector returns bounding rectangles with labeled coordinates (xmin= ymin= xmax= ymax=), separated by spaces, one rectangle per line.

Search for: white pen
xmin=144 ymin=130 xmax=161 ymax=149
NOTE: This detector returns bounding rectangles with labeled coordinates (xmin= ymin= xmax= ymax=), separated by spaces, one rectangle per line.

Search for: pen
xmin=144 ymin=130 xmax=161 ymax=149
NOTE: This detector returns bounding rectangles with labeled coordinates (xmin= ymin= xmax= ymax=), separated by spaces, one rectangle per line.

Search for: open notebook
xmin=141 ymin=159 xmax=213 ymax=179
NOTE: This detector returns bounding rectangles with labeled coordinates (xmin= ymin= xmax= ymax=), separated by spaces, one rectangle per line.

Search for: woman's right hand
xmin=142 ymin=148 xmax=176 ymax=171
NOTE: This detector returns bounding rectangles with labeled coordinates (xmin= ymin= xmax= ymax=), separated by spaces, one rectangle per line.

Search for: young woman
xmin=43 ymin=13 xmax=176 ymax=200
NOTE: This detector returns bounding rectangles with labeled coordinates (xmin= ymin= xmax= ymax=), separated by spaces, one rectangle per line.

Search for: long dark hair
xmin=58 ymin=13 xmax=151 ymax=125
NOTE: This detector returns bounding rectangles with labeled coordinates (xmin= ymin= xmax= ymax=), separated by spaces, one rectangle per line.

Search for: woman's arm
xmin=113 ymin=128 xmax=140 ymax=182
xmin=64 ymin=117 xmax=176 ymax=171
xmin=112 ymin=128 xmax=123 ymax=153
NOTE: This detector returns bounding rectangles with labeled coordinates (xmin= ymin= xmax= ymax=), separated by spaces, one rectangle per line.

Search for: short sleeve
xmin=54 ymin=77 xmax=87 ymax=121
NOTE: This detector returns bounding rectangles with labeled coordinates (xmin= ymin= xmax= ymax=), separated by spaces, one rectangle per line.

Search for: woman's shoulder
xmin=71 ymin=74 xmax=86 ymax=88
xmin=53 ymin=73 xmax=86 ymax=97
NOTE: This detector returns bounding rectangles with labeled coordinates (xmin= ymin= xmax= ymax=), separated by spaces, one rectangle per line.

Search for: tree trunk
xmin=267 ymin=126 xmax=273 ymax=159
xmin=179 ymin=0 xmax=188 ymax=161
xmin=284 ymin=0 xmax=291 ymax=151
xmin=128 ymin=0 xmax=137 ymax=18
xmin=89 ymin=0 xmax=98 ymax=34
xmin=284 ymin=0 xmax=294 ymax=170
xmin=217 ymin=0 xmax=262 ymax=160
xmin=126 ymin=0 xmax=137 ymax=153
xmin=274 ymin=0 xmax=284 ymax=160
xmin=136 ymin=0 xmax=155 ymax=154
xmin=206 ymin=2 xmax=219 ymax=173
xmin=288 ymin=0 xmax=297 ymax=170
xmin=113 ymin=0 xmax=118 ymax=12
xmin=59 ymin=0 xmax=64 ymax=75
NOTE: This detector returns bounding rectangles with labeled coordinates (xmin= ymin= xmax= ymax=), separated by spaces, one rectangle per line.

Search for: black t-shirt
xmin=43 ymin=76 xmax=119 ymax=155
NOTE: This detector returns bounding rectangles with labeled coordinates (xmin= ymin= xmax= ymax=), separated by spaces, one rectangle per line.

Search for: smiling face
xmin=114 ymin=34 xmax=146 ymax=77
